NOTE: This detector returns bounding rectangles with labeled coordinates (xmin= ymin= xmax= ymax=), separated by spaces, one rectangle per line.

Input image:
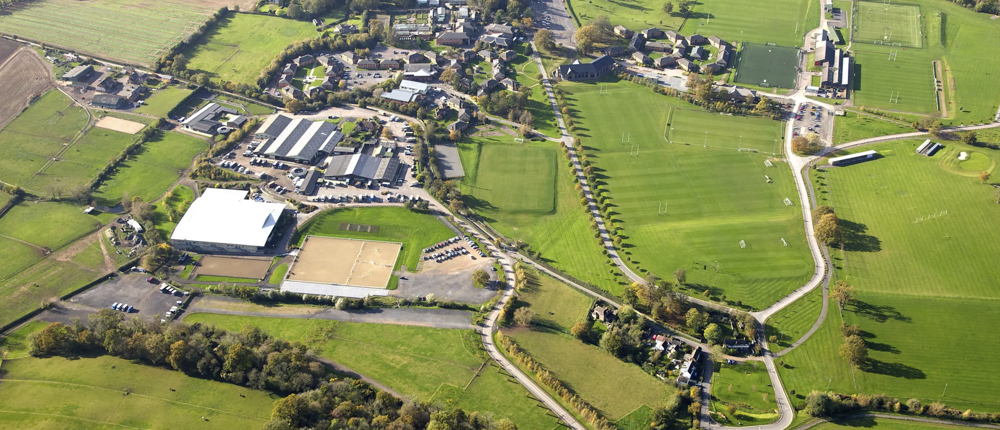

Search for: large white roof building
xmin=170 ymin=189 xmax=288 ymax=254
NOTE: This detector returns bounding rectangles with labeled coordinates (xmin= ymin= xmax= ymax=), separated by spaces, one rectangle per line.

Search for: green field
xmin=0 ymin=320 xmax=49 ymax=359
xmin=292 ymin=64 xmax=326 ymax=91
xmin=812 ymin=416 xmax=972 ymax=429
xmin=854 ymin=2 xmax=922 ymax=48
xmin=0 ymin=90 xmax=89 ymax=186
xmin=0 ymin=0 xmax=218 ymax=65
xmin=293 ymin=207 xmax=455 ymax=271
xmin=709 ymin=361 xmax=778 ymax=426
xmin=764 ymin=287 xmax=822 ymax=352
xmin=852 ymin=48 xmax=938 ymax=114
xmin=733 ymin=43 xmax=800 ymax=89
xmin=150 ymin=184 xmax=195 ymax=239
xmin=678 ymin=0 xmax=816 ymax=46
xmin=0 ymin=355 xmax=277 ymax=429
xmin=668 ymin=109 xmax=784 ymax=151
xmin=214 ymin=94 xmax=276 ymax=116
xmin=458 ymin=135 xmax=626 ymax=294
xmin=185 ymin=14 xmax=319 ymax=85
xmin=268 ymin=263 xmax=288 ymax=284
xmin=135 ymin=87 xmax=194 ymax=118
xmin=568 ymin=0 xmax=686 ymax=32
xmin=0 ymin=256 xmax=106 ymax=338
xmin=779 ymin=140 xmax=1000 ymax=412
xmin=184 ymin=314 xmax=564 ymax=430
xmin=69 ymin=240 xmax=107 ymax=271
xmin=27 ymin=128 xmax=138 ymax=192
xmin=516 ymin=268 xmax=593 ymax=332
xmin=562 ymin=78 xmax=813 ymax=309
xmin=511 ymin=47 xmax=560 ymax=138
xmin=93 ymin=132 xmax=207 ymax=206
xmin=0 ymin=201 xmax=101 ymax=251
xmin=833 ymin=111 xmax=920 ymax=144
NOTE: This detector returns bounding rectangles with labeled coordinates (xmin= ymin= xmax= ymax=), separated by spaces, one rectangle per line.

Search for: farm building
xmin=62 ymin=64 xmax=93 ymax=82
xmin=253 ymin=115 xmax=345 ymax=164
xmin=170 ymin=188 xmax=289 ymax=254
xmin=182 ymin=103 xmax=244 ymax=135
xmin=552 ymin=55 xmax=616 ymax=81
xmin=91 ymin=94 xmax=125 ymax=109
xmin=324 ymin=153 xmax=402 ymax=185
xmin=830 ymin=150 xmax=877 ymax=166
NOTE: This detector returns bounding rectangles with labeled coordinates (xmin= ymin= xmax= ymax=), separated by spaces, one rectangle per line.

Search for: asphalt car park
xmin=68 ymin=272 xmax=185 ymax=320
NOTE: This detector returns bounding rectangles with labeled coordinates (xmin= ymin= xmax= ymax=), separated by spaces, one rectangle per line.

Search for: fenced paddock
xmin=196 ymin=256 xmax=272 ymax=279
xmin=287 ymin=236 xmax=401 ymax=289
xmin=733 ymin=43 xmax=800 ymax=89
xmin=853 ymin=1 xmax=923 ymax=48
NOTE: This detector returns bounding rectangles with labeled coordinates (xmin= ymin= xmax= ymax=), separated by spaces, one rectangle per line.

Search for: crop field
xmin=93 ymin=132 xmax=207 ymax=206
xmin=0 ymin=0 xmax=219 ymax=66
xmin=0 ymin=355 xmax=277 ymax=429
xmin=561 ymin=79 xmax=813 ymax=309
xmin=678 ymin=0 xmax=816 ymax=46
xmin=184 ymin=314 xmax=564 ymax=430
xmin=854 ymin=1 xmax=922 ymax=48
xmin=779 ymin=140 xmax=1000 ymax=412
xmin=292 ymin=207 xmax=454 ymax=271
xmin=135 ymin=87 xmax=194 ymax=118
xmin=185 ymin=14 xmax=319 ymax=85
xmin=0 ymin=90 xmax=88 ymax=186
xmin=26 ymin=128 xmax=136 ymax=192
xmin=458 ymin=135 xmax=626 ymax=294
xmin=709 ymin=361 xmax=778 ymax=425
xmin=0 ymin=49 xmax=53 ymax=131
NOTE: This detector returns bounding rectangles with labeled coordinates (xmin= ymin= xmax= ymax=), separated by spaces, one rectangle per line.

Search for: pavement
xmin=67 ymin=272 xmax=185 ymax=320
xmin=531 ymin=0 xmax=577 ymax=48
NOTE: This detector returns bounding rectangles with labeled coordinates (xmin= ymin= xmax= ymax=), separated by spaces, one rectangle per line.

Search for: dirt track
xmin=0 ymin=48 xmax=54 ymax=130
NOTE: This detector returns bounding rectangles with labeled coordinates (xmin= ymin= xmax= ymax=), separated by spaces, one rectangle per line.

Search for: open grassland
xmin=0 ymin=257 xmax=105 ymax=334
xmin=764 ymin=287 xmax=822 ymax=352
xmin=292 ymin=207 xmax=454 ymax=271
xmin=93 ymin=132 xmax=207 ymax=206
xmin=26 ymin=128 xmax=137 ymax=192
xmin=458 ymin=135 xmax=626 ymax=294
xmin=0 ymin=48 xmax=53 ymax=131
xmin=562 ymin=79 xmax=812 ymax=309
xmin=569 ymin=0 xmax=686 ymax=31
xmin=709 ymin=361 xmax=778 ymax=426
xmin=151 ymin=185 xmax=196 ymax=239
xmin=515 ymin=269 xmax=593 ymax=332
xmin=779 ymin=140 xmax=1000 ymax=412
xmin=0 ymin=355 xmax=277 ymax=429
xmin=184 ymin=314 xmax=563 ymax=430
xmin=0 ymin=0 xmax=218 ymax=66
xmin=678 ymin=0 xmax=816 ymax=46
xmin=812 ymin=416 xmax=972 ymax=429
xmin=833 ymin=111 xmax=920 ymax=144
xmin=0 ymin=90 xmax=88 ymax=186
xmin=0 ymin=320 xmax=49 ymax=359
xmin=850 ymin=0 xmax=1000 ymax=124
xmin=185 ymin=14 xmax=319 ymax=85
xmin=0 ymin=201 xmax=101 ymax=251
xmin=135 ymin=87 xmax=194 ymax=118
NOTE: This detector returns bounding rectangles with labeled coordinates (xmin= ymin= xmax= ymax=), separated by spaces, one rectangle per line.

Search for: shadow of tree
xmin=851 ymin=301 xmax=910 ymax=323
xmin=841 ymin=219 xmax=881 ymax=252
xmin=861 ymin=358 xmax=926 ymax=379
xmin=866 ymin=341 xmax=901 ymax=354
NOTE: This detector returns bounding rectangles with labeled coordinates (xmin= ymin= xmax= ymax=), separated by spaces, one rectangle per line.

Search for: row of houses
xmin=615 ymin=26 xmax=732 ymax=73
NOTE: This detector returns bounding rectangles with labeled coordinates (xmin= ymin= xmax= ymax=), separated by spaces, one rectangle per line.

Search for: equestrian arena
xmin=287 ymin=236 xmax=401 ymax=289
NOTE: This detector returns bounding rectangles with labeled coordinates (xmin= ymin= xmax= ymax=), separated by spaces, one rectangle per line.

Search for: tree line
xmin=804 ymin=390 xmax=1000 ymax=424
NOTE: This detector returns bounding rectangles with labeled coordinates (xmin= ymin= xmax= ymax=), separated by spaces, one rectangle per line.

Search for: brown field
xmin=0 ymin=49 xmax=54 ymax=130
xmin=288 ymin=236 xmax=401 ymax=289
xmin=196 ymin=256 xmax=271 ymax=279
xmin=95 ymin=116 xmax=146 ymax=134
xmin=0 ymin=39 xmax=20 ymax=64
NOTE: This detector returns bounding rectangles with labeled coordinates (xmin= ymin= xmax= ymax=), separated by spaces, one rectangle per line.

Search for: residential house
xmin=646 ymin=41 xmax=671 ymax=52
xmin=436 ymin=32 xmax=470 ymax=46
xmin=500 ymin=50 xmax=516 ymax=62
xmin=686 ymin=33 xmax=707 ymax=45
xmin=457 ymin=108 xmax=472 ymax=122
xmin=629 ymin=33 xmax=646 ymax=52
xmin=321 ymin=76 xmax=338 ymax=90
xmin=652 ymin=335 xmax=668 ymax=351
xmin=446 ymin=96 xmax=465 ymax=110
xmin=677 ymin=58 xmax=698 ymax=72
xmin=459 ymin=50 xmax=478 ymax=62
xmin=491 ymin=67 xmax=506 ymax=81
xmin=715 ymin=47 xmax=732 ymax=68
xmin=708 ymin=36 xmax=727 ymax=49
xmin=614 ymin=25 xmax=633 ymax=38
xmin=121 ymin=67 xmax=146 ymax=85
xmin=591 ymin=305 xmax=618 ymax=323
xmin=724 ymin=339 xmax=754 ymax=352
xmin=632 ymin=51 xmax=652 ymax=66
xmin=294 ymin=54 xmax=316 ymax=67
xmin=701 ymin=62 xmax=723 ymax=74
xmin=380 ymin=59 xmax=401 ymax=70
xmin=333 ymin=23 xmax=357 ymax=34
xmin=282 ymin=63 xmax=298 ymax=75
xmin=447 ymin=120 xmax=468 ymax=132
xmin=673 ymin=38 xmax=689 ymax=50
xmin=664 ymin=30 xmax=683 ymax=44
xmin=304 ymin=86 xmax=325 ymax=99
xmin=641 ymin=27 xmax=664 ymax=39
xmin=552 ymin=55 xmax=616 ymax=81
xmin=281 ymin=86 xmax=303 ymax=99
xmin=677 ymin=347 xmax=702 ymax=385
xmin=478 ymin=78 xmax=500 ymax=96
xmin=357 ymin=59 xmax=379 ymax=70
xmin=656 ymin=56 xmax=677 ymax=69
xmin=454 ymin=21 xmax=476 ymax=36
xmin=604 ymin=45 xmax=627 ymax=57
xmin=278 ymin=74 xmax=292 ymax=88
xmin=479 ymin=50 xmax=496 ymax=62
xmin=690 ymin=46 xmax=706 ymax=60
xmin=94 ymin=74 xmax=116 ymax=93
xmin=423 ymin=51 xmax=440 ymax=65
xmin=479 ymin=34 xmax=513 ymax=49
xmin=501 ymin=77 xmax=519 ymax=90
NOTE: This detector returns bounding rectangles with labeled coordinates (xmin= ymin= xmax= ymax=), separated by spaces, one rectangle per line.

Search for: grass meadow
xmin=561 ymin=78 xmax=813 ymax=309
xmin=0 ymin=0 xmax=218 ymax=65
xmin=185 ymin=14 xmax=319 ymax=85
xmin=778 ymin=140 xmax=1000 ymax=412
xmin=93 ymin=132 xmax=207 ymax=206
xmin=0 ymin=320 xmax=49 ymax=359
xmin=764 ymin=287 xmax=822 ymax=352
xmin=833 ymin=111 xmax=920 ymax=144
xmin=812 ymin=416 xmax=973 ymax=429
xmin=0 ymin=355 xmax=277 ymax=429
xmin=0 ymin=257 xmax=106 ymax=336
xmin=292 ymin=207 xmax=455 ymax=270
xmin=515 ymin=269 xmax=594 ymax=332
xmin=184 ymin=314 xmax=564 ymax=430
xmin=135 ymin=87 xmax=194 ymax=118
xmin=709 ymin=361 xmax=778 ymax=426
xmin=26 ymin=128 xmax=137 ymax=192
xmin=569 ymin=0 xmax=686 ymax=32
xmin=678 ymin=0 xmax=817 ymax=46
xmin=150 ymin=184 xmax=196 ymax=239
xmin=458 ymin=135 xmax=627 ymax=294
xmin=0 ymin=201 xmax=101 ymax=251
xmin=0 ymin=90 xmax=88 ymax=186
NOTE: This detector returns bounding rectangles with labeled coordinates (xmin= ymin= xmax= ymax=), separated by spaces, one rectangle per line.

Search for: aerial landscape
xmin=0 ymin=0 xmax=997 ymax=428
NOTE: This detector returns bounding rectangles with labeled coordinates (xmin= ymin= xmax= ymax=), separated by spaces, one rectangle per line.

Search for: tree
xmin=272 ymin=394 xmax=308 ymax=428
xmin=961 ymin=131 xmax=978 ymax=146
xmin=168 ymin=340 xmax=187 ymax=370
xmin=811 ymin=205 xmax=835 ymax=222
xmin=839 ymin=335 xmax=868 ymax=366
xmin=703 ymin=323 xmax=723 ymax=345
xmin=685 ymin=308 xmax=707 ymax=332
xmin=805 ymin=391 xmax=834 ymax=417
xmin=448 ymin=198 xmax=465 ymax=215
xmin=449 ymin=128 xmax=461 ymax=141
xmin=535 ymin=29 xmax=556 ymax=52
xmin=599 ymin=326 xmax=625 ymax=356
xmin=513 ymin=307 xmax=537 ymax=326
xmin=814 ymin=213 xmax=841 ymax=245
xmin=571 ymin=321 xmax=591 ymax=341
xmin=618 ymin=305 xmax=637 ymax=323
xmin=575 ymin=25 xmax=602 ymax=54
xmin=674 ymin=268 xmax=687 ymax=285
xmin=471 ymin=269 xmax=490 ymax=287
xmin=678 ymin=0 xmax=692 ymax=15
xmin=979 ymin=171 xmax=991 ymax=184
xmin=285 ymin=99 xmax=304 ymax=113
xmin=830 ymin=280 xmax=855 ymax=310
xmin=28 ymin=322 xmax=75 ymax=356
xmin=663 ymin=1 xmax=674 ymax=13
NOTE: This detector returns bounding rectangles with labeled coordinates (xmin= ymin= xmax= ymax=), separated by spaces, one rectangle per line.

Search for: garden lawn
xmin=710 ymin=361 xmax=778 ymax=425
xmin=0 ymin=355 xmax=277 ymax=429
xmin=0 ymin=90 xmax=89 ymax=186
xmin=779 ymin=140 xmax=1000 ymax=413
xmin=833 ymin=110 xmax=921 ymax=145
xmin=505 ymin=328 xmax=669 ymax=419
xmin=678 ymin=0 xmax=815 ymax=46
xmin=562 ymin=78 xmax=813 ymax=309
xmin=185 ymin=14 xmax=319 ymax=85
xmin=184 ymin=314 xmax=561 ymax=430
xmin=150 ymin=184 xmax=195 ymax=239
xmin=514 ymin=268 xmax=593 ymax=332
xmin=93 ymin=132 xmax=207 ymax=206
xmin=458 ymin=135 xmax=626 ymax=295
xmin=764 ymin=287 xmax=822 ymax=352
xmin=135 ymin=87 xmax=194 ymax=117
xmin=292 ymin=206 xmax=454 ymax=271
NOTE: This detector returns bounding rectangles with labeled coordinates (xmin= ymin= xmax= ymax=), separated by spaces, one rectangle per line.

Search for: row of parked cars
xmin=425 ymin=236 xmax=487 ymax=258
xmin=426 ymin=246 xmax=471 ymax=263
xmin=110 ymin=302 xmax=134 ymax=313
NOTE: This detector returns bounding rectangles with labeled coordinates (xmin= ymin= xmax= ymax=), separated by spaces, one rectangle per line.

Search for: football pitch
xmin=562 ymin=79 xmax=813 ymax=308
xmin=733 ymin=43 xmax=800 ymax=89
xmin=854 ymin=1 xmax=923 ymax=48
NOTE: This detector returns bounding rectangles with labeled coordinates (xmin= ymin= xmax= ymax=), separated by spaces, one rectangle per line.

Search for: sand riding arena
xmin=286 ymin=236 xmax=402 ymax=289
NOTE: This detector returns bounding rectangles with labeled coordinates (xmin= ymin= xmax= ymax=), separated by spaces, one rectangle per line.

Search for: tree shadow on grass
xmin=851 ymin=301 xmax=910 ymax=323
xmin=861 ymin=358 xmax=925 ymax=379
xmin=841 ymin=219 xmax=881 ymax=253
xmin=866 ymin=341 xmax=901 ymax=354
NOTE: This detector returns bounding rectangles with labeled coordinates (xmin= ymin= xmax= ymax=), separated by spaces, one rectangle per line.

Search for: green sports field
xmin=668 ymin=109 xmax=783 ymax=152
xmin=562 ymin=79 xmax=813 ymax=309
xmin=292 ymin=207 xmax=455 ymax=271
xmin=0 ymin=355 xmax=277 ymax=429
xmin=135 ymin=87 xmax=194 ymax=118
xmin=733 ymin=43 xmax=800 ymax=89
xmin=854 ymin=2 xmax=923 ymax=48
xmin=568 ymin=0 xmax=686 ymax=32
xmin=185 ymin=14 xmax=319 ymax=85
xmin=679 ymin=0 xmax=817 ymax=46
xmin=778 ymin=140 xmax=1000 ymax=412
xmin=458 ymin=135 xmax=626 ymax=294
xmin=184 ymin=314 xmax=564 ymax=430
xmin=93 ymin=132 xmax=207 ymax=206
xmin=851 ymin=48 xmax=937 ymax=114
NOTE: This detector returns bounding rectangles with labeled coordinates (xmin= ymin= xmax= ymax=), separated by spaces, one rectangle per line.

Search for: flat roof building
xmin=183 ymin=103 xmax=241 ymax=135
xmin=170 ymin=189 xmax=288 ymax=254
xmin=324 ymin=153 xmax=402 ymax=184
xmin=254 ymin=115 xmax=344 ymax=164
xmin=830 ymin=150 xmax=877 ymax=166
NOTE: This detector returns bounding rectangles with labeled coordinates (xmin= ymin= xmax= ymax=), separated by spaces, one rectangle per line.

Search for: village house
xmin=614 ymin=25 xmax=633 ymax=38
xmin=641 ymin=27 xmax=665 ymax=39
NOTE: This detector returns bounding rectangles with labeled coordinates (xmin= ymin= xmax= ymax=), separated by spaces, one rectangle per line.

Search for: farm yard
xmin=0 ymin=0 xmax=221 ymax=66
xmin=561 ymin=78 xmax=813 ymax=309
xmin=0 ymin=48 xmax=54 ymax=130
xmin=779 ymin=140 xmax=1000 ymax=412
xmin=184 ymin=314 xmax=565 ymax=430
xmin=184 ymin=14 xmax=319 ymax=85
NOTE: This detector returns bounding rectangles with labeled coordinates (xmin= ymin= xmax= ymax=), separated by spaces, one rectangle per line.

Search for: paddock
xmin=287 ymin=236 xmax=401 ymax=289
xmin=196 ymin=256 xmax=272 ymax=279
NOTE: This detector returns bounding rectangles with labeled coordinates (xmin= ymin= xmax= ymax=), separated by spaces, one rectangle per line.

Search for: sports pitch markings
xmin=854 ymin=1 xmax=922 ymax=48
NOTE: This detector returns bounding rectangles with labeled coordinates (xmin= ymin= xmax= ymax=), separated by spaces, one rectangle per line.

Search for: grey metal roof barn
xmin=254 ymin=115 xmax=344 ymax=164
xmin=324 ymin=153 xmax=401 ymax=182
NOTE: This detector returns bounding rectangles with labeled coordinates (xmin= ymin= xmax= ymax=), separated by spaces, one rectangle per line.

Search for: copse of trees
xmin=812 ymin=205 xmax=842 ymax=245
